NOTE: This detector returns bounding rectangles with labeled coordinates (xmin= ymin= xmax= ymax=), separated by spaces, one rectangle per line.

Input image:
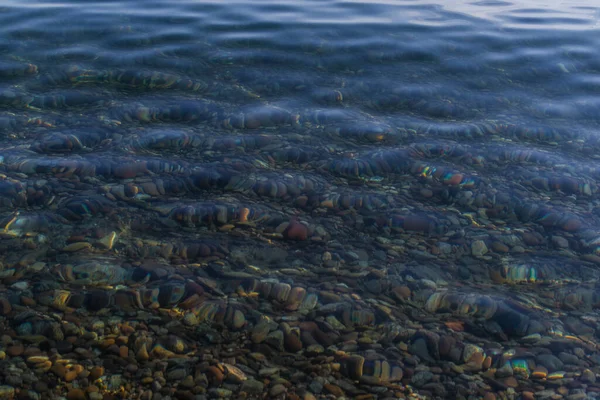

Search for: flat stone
xmin=532 ymin=366 xmax=548 ymax=379
xmin=259 ymin=367 xmax=280 ymax=377
xmin=241 ymin=379 xmax=264 ymax=394
xmin=323 ymin=383 xmax=344 ymax=397
xmin=270 ymin=384 xmax=287 ymax=397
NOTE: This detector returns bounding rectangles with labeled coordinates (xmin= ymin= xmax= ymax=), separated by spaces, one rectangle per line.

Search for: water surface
xmin=0 ymin=0 xmax=599 ymax=398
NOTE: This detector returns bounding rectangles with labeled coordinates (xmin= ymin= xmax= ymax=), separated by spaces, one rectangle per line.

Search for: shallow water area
xmin=0 ymin=0 xmax=599 ymax=399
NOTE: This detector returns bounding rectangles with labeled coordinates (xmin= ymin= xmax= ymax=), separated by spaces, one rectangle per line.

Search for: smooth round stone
xmin=491 ymin=242 xmax=509 ymax=253
xmin=241 ymin=379 xmax=264 ymax=394
xmin=558 ymin=352 xmax=580 ymax=365
xmin=536 ymin=354 xmax=564 ymax=372
xmin=582 ymin=369 xmax=596 ymax=383
xmin=284 ymin=330 xmax=303 ymax=352
xmin=323 ymin=384 xmax=344 ymax=397
xmin=270 ymin=384 xmax=287 ymax=397
xmin=7 ymin=343 xmax=24 ymax=357
xmin=66 ymin=388 xmax=86 ymax=400
xmin=551 ymin=236 xmax=569 ymax=248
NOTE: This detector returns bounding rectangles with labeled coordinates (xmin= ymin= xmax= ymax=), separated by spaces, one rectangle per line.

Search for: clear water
xmin=1 ymin=0 xmax=600 ymax=398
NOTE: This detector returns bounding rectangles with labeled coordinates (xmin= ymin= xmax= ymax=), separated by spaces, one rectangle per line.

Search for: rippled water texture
xmin=0 ymin=0 xmax=599 ymax=398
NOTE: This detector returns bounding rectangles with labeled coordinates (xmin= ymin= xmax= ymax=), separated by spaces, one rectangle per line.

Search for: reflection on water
xmin=0 ymin=0 xmax=599 ymax=398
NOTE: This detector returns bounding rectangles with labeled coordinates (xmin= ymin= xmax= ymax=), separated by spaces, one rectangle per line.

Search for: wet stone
xmin=241 ymin=379 xmax=264 ymax=394
xmin=411 ymin=371 xmax=434 ymax=388
xmin=471 ymin=240 xmax=488 ymax=256
xmin=536 ymin=354 xmax=564 ymax=372
xmin=582 ymin=369 xmax=596 ymax=383
xmin=270 ymin=384 xmax=287 ymax=397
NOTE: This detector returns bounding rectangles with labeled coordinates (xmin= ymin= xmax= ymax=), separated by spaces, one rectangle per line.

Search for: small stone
xmin=180 ymin=375 xmax=195 ymax=389
xmin=136 ymin=344 xmax=149 ymax=362
xmin=409 ymin=338 xmax=435 ymax=363
xmin=536 ymin=354 xmax=564 ymax=372
xmin=98 ymin=232 xmax=117 ymax=250
xmin=51 ymin=364 xmax=67 ymax=379
xmin=207 ymin=365 xmax=224 ymax=384
xmin=64 ymin=369 xmax=78 ymax=382
xmin=7 ymin=343 xmax=24 ymax=357
xmin=567 ymin=394 xmax=588 ymax=400
xmin=241 ymin=379 xmax=264 ymax=395
xmin=323 ymin=384 xmax=344 ymax=397
xmin=251 ymin=320 xmax=272 ymax=344
xmin=522 ymin=392 xmax=535 ymax=400
xmin=119 ymin=345 xmax=129 ymax=359
xmin=503 ymin=377 xmax=518 ymax=388
xmin=259 ymin=367 xmax=280 ymax=377
xmin=582 ymin=369 xmax=596 ymax=383
xmin=532 ymin=366 xmax=548 ymax=379
xmin=62 ymin=242 xmax=92 ymax=252
xmin=491 ymin=242 xmax=509 ymax=253
xmin=0 ymin=299 xmax=11 ymax=315
xmin=309 ymin=380 xmax=323 ymax=394
xmin=483 ymin=393 xmax=496 ymax=400
xmin=167 ymin=368 xmax=186 ymax=381
xmin=552 ymin=236 xmax=569 ymax=248
xmin=266 ymin=330 xmax=284 ymax=352
xmin=90 ymin=366 xmax=104 ymax=381
xmin=284 ymin=330 xmax=303 ymax=352
xmin=495 ymin=363 xmax=513 ymax=378
xmin=438 ymin=336 xmax=456 ymax=358
xmin=283 ymin=220 xmax=308 ymax=241
xmin=67 ymin=388 xmax=86 ymax=400
xmin=270 ymin=384 xmax=287 ymax=397
xmin=411 ymin=371 xmax=433 ymax=388
xmin=471 ymin=240 xmax=488 ymax=256
xmin=11 ymin=281 xmax=29 ymax=290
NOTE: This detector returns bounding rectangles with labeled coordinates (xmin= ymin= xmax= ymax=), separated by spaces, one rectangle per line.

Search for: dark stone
xmin=536 ymin=354 xmax=564 ymax=372
xmin=409 ymin=338 xmax=435 ymax=363
xmin=411 ymin=371 xmax=433 ymax=388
